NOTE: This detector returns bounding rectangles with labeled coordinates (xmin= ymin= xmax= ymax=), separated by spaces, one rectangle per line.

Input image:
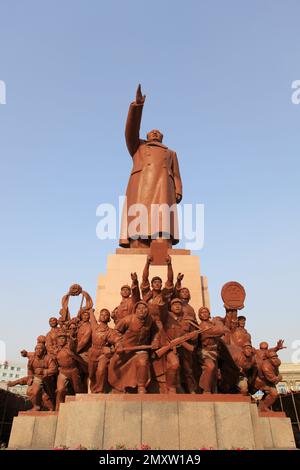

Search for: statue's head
xmin=57 ymin=334 xmax=67 ymax=347
xmin=179 ymin=288 xmax=191 ymax=302
xmin=120 ymin=285 xmax=131 ymax=299
xmin=259 ymin=341 xmax=269 ymax=350
xmin=171 ymin=298 xmax=183 ymax=316
xmin=37 ymin=335 xmax=46 ymax=344
xmin=242 ymin=343 xmax=253 ymax=358
xmin=198 ymin=307 xmax=210 ymax=321
xmin=147 ymin=129 xmax=163 ymax=143
xmin=80 ymin=309 xmax=90 ymax=322
xmin=237 ymin=315 xmax=246 ymax=328
xmin=99 ymin=308 xmax=110 ymax=324
xmin=134 ymin=301 xmax=149 ymax=320
xmin=266 ymin=351 xmax=281 ymax=367
xmin=151 ymin=276 xmax=162 ymax=292
xmin=35 ymin=342 xmax=46 ymax=358
xmin=49 ymin=317 xmax=58 ymax=328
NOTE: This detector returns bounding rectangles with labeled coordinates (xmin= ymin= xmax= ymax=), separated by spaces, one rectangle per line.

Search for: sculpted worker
xmin=111 ymin=272 xmax=141 ymax=325
xmin=120 ymin=85 xmax=182 ymax=248
xmin=108 ymin=301 xmax=159 ymax=394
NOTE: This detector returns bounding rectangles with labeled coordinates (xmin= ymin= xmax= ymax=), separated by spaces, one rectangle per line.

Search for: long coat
xmin=119 ymin=102 xmax=182 ymax=247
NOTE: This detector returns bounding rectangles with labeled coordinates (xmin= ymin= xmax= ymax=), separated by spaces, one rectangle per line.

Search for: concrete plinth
xmin=96 ymin=249 xmax=210 ymax=316
xmin=8 ymin=395 xmax=296 ymax=450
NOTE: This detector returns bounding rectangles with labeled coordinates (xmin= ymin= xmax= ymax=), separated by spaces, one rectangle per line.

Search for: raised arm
xmin=131 ymin=272 xmax=141 ymax=305
xmin=166 ymin=255 xmax=174 ymax=287
xmin=125 ymin=84 xmax=145 ymax=157
xmin=142 ymin=255 xmax=152 ymax=287
xmin=89 ymin=308 xmax=98 ymax=331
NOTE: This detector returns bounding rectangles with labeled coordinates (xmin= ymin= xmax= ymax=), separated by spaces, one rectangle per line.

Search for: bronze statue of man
xmin=120 ymin=85 xmax=182 ymax=249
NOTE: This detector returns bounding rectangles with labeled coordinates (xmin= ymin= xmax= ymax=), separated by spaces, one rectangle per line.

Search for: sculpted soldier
xmin=55 ymin=332 xmax=87 ymax=409
xmin=173 ymin=273 xmax=197 ymax=321
xmin=111 ymin=273 xmax=141 ymax=325
xmin=254 ymin=339 xmax=285 ymax=373
xmin=108 ymin=301 xmax=159 ymax=393
xmin=45 ymin=317 xmax=59 ymax=357
xmin=230 ymin=343 xmax=257 ymax=395
xmin=21 ymin=335 xmax=46 ymax=360
xmin=254 ymin=350 xmax=282 ymax=412
xmin=76 ymin=309 xmax=92 ymax=361
xmin=197 ymin=307 xmax=229 ymax=394
xmin=157 ymin=298 xmax=198 ymax=394
xmin=229 ymin=315 xmax=252 ymax=348
xmin=88 ymin=308 xmax=120 ymax=393
xmin=141 ymin=255 xmax=174 ymax=326
xmin=26 ymin=343 xmax=57 ymax=411
xmin=119 ymin=84 xmax=182 ymax=248
xmin=75 ymin=309 xmax=92 ymax=392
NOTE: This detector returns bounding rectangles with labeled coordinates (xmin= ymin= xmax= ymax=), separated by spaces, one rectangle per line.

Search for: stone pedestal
xmin=95 ymin=248 xmax=210 ymax=316
xmin=8 ymin=395 xmax=296 ymax=450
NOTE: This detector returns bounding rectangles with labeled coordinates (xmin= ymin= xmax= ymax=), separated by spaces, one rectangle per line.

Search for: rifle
xmin=155 ymin=322 xmax=217 ymax=359
xmin=120 ymin=344 xmax=154 ymax=353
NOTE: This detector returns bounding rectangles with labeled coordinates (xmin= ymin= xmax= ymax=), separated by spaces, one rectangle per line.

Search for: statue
xmin=21 ymin=335 xmax=46 ymax=360
xmin=88 ymin=308 xmax=120 ymax=393
xmin=111 ymin=273 xmax=141 ymax=325
xmin=119 ymin=85 xmax=182 ymax=249
xmin=108 ymin=301 xmax=159 ymax=393
xmin=75 ymin=309 xmax=92 ymax=392
xmin=45 ymin=317 xmax=59 ymax=358
xmin=174 ymin=273 xmax=197 ymax=321
xmin=26 ymin=343 xmax=57 ymax=411
xmin=157 ymin=298 xmax=198 ymax=394
xmin=141 ymin=255 xmax=174 ymax=326
xmin=229 ymin=315 xmax=252 ymax=348
xmin=197 ymin=307 xmax=229 ymax=394
xmin=230 ymin=343 xmax=257 ymax=395
xmin=55 ymin=332 xmax=87 ymax=409
xmin=254 ymin=350 xmax=282 ymax=412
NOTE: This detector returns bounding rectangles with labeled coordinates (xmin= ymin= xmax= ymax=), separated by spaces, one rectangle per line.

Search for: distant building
xmin=0 ymin=361 xmax=27 ymax=396
xmin=277 ymin=363 xmax=300 ymax=394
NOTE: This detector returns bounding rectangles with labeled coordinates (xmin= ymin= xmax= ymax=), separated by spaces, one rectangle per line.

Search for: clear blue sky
xmin=0 ymin=1 xmax=299 ymax=363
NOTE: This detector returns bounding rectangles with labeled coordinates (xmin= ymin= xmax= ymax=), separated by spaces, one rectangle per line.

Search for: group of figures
xmin=8 ymin=255 xmax=285 ymax=413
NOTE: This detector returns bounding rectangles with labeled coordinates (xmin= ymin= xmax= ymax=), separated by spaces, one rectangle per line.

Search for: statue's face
xmin=260 ymin=342 xmax=268 ymax=350
xmin=238 ymin=318 xmax=246 ymax=328
xmin=171 ymin=302 xmax=183 ymax=315
xmin=121 ymin=287 xmax=131 ymax=298
xmin=147 ymin=129 xmax=163 ymax=142
xmin=100 ymin=309 xmax=110 ymax=323
xmin=269 ymin=354 xmax=280 ymax=367
xmin=58 ymin=336 xmax=67 ymax=347
xmin=35 ymin=344 xmax=45 ymax=358
xmin=179 ymin=288 xmax=190 ymax=301
xmin=151 ymin=279 xmax=162 ymax=291
xmin=135 ymin=303 xmax=148 ymax=320
xmin=49 ymin=317 xmax=58 ymax=328
xmin=81 ymin=311 xmax=90 ymax=322
xmin=198 ymin=308 xmax=210 ymax=321
xmin=243 ymin=345 xmax=253 ymax=357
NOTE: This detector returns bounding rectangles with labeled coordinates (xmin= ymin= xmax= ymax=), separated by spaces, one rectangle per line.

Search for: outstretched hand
xmin=276 ymin=339 xmax=286 ymax=350
xmin=136 ymin=84 xmax=146 ymax=105
xmin=177 ymin=273 xmax=184 ymax=282
xmin=131 ymin=272 xmax=138 ymax=282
